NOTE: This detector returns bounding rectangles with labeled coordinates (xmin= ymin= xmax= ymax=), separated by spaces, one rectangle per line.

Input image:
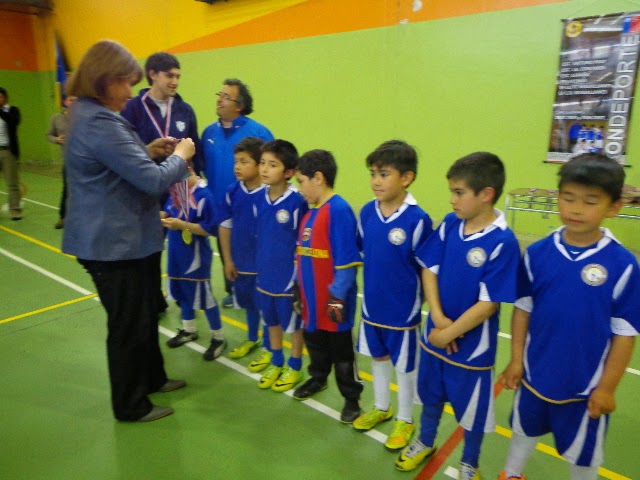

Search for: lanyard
xmin=141 ymin=91 xmax=173 ymax=138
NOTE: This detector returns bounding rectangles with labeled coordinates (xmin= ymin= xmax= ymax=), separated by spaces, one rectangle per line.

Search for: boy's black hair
xmin=0 ymin=87 xmax=7 ymax=99
xmin=298 ymin=149 xmax=337 ymax=188
xmin=447 ymin=152 xmax=505 ymax=204
xmin=145 ymin=52 xmax=180 ymax=85
xmin=261 ymin=139 xmax=299 ymax=170
xmin=558 ymin=153 xmax=625 ymax=202
xmin=366 ymin=140 xmax=418 ymax=176
xmin=234 ymin=136 xmax=264 ymax=164
xmin=223 ymin=78 xmax=253 ymax=116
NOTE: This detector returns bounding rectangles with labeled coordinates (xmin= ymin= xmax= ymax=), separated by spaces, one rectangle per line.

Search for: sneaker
xmin=248 ymin=349 xmax=272 ymax=373
xmin=228 ymin=340 xmax=260 ymax=359
xmin=352 ymin=406 xmax=394 ymax=431
xmin=203 ymin=338 xmax=227 ymax=361
xmin=459 ymin=463 xmax=480 ymax=480
xmin=54 ymin=219 xmax=64 ymax=229
xmin=384 ymin=420 xmax=415 ymax=451
xmin=222 ymin=294 xmax=234 ymax=308
xmin=293 ymin=378 xmax=327 ymax=400
xmin=498 ymin=472 xmax=526 ymax=480
xmin=166 ymin=329 xmax=198 ymax=348
xmin=395 ymin=438 xmax=437 ymax=472
xmin=258 ymin=364 xmax=282 ymax=389
xmin=272 ymin=366 xmax=303 ymax=392
xmin=340 ymin=399 xmax=362 ymax=424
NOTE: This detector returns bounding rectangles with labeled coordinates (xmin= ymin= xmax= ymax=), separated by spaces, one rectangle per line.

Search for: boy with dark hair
xmin=498 ymin=153 xmax=640 ymax=480
xmin=254 ymin=139 xmax=309 ymax=392
xmin=292 ymin=149 xmax=364 ymax=423
xmin=398 ymin=152 xmax=520 ymax=479
xmin=354 ymin=140 xmax=433 ymax=451
xmin=218 ymin=137 xmax=271 ymax=364
xmin=161 ymin=163 xmax=226 ymax=361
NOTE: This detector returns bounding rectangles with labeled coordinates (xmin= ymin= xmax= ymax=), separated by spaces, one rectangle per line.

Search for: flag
xmin=55 ymin=37 xmax=68 ymax=108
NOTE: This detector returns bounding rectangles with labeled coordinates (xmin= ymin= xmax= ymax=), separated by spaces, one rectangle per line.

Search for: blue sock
xmin=262 ymin=323 xmax=271 ymax=351
xmin=288 ymin=356 xmax=302 ymax=371
xmin=204 ymin=306 xmax=221 ymax=330
xmin=420 ymin=403 xmax=444 ymax=447
xmin=461 ymin=429 xmax=484 ymax=468
xmin=246 ymin=309 xmax=259 ymax=342
xmin=271 ymin=348 xmax=284 ymax=367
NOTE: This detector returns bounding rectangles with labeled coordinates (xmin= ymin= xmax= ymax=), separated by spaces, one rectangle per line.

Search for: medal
xmin=182 ymin=229 xmax=192 ymax=245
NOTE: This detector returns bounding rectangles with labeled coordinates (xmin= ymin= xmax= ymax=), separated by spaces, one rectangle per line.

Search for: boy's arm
xmin=161 ymin=217 xmax=209 ymax=236
xmin=422 ymin=268 xmax=452 ymax=329
xmin=428 ymin=299 xmax=498 ymax=349
xmin=587 ymin=334 xmax=636 ymax=418
xmin=498 ymin=306 xmax=530 ymax=390
xmin=218 ymin=225 xmax=238 ymax=281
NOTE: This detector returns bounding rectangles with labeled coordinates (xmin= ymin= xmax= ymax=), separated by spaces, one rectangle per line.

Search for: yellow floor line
xmin=1 ymin=228 xmax=633 ymax=479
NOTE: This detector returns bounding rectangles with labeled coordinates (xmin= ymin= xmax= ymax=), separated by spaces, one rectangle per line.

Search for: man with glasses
xmin=202 ymin=78 xmax=274 ymax=309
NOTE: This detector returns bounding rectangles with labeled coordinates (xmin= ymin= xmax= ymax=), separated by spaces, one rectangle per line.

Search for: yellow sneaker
xmin=229 ymin=340 xmax=260 ymax=359
xmin=394 ymin=438 xmax=437 ymax=472
xmin=352 ymin=406 xmax=394 ymax=431
xmin=459 ymin=462 xmax=480 ymax=480
xmin=272 ymin=366 xmax=304 ymax=392
xmin=257 ymin=364 xmax=282 ymax=389
xmin=247 ymin=349 xmax=272 ymax=373
xmin=384 ymin=420 xmax=415 ymax=451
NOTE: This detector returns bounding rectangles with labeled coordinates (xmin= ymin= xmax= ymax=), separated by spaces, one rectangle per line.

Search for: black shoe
xmin=166 ymin=329 xmax=198 ymax=348
xmin=157 ymin=379 xmax=187 ymax=393
xmin=203 ymin=338 xmax=227 ymax=361
xmin=222 ymin=295 xmax=234 ymax=308
xmin=340 ymin=399 xmax=362 ymax=424
xmin=293 ymin=378 xmax=328 ymax=400
xmin=54 ymin=219 xmax=64 ymax=229
xmin=135 ymin=405 xmax=174 ymax=422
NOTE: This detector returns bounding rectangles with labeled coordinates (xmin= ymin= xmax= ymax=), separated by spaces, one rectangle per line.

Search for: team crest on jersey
xmin=276 ymin=209 xmax=290 ymax=224
xmin=466 ymin=247 xmax=487 ymax=267
xmin=302 ymin=227 xmax=311 ymax=242
xmin=581 ymin=263 xmax=607 ymax=286
xmin=176 ymin=121 xmax=186 ymax=132
xmin=388 ymin=228 xmax=407 ymax=245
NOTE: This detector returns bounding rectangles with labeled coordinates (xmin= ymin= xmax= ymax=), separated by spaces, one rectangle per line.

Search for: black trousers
xmin=59 ymin=165 xmax=67 ymax=220
xmin=303 ymin=329 xmax=363 ymax=401
xmin=79 ymin=252 xmax=168 ymax=421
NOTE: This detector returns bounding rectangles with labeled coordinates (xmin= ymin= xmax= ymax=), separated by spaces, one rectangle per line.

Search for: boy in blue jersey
xmin=161 ymin=164 xmax=227 ymax=361
xmin=255 ymin=140 xmax=309 ymax=392
xmin=354 ymin=140 xmax=433 ymax=451
xmin=498 ymin=154 xmax=640 ymax=480
xmin=292 ymin=149 xmax=364 ymax=423
xmin=398 ymin=152 xmax=520 ymax=479
xmin=218 ymin=137 xmax=271 ymax=367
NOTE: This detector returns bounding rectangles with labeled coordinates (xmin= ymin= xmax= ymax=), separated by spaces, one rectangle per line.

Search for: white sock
xmin=372 ymin=359 xmax=392 ymax=411
xmin=569 ymin=464 xmax=599 ymax=480
xmin=503 ymin=432 xmax=538 ymax=477
xmin=395 ymin=368 xmax=417 ymax=422
xmin=182 ymin=319 xmax=197 ymax=333
xmin=210 ymin=328 xmax=224 ymax=340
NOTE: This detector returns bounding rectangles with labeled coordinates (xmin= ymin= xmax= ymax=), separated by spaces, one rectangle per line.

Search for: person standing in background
xmin=47 ymin=95 xmax=77 ymax=229
xmin=0 ymin=86 xmax=22 ymax=221
xmin=202 ymin=78 xmax=274 ymax=308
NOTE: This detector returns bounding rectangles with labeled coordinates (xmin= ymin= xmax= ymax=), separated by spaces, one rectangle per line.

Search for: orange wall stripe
xmin=169 ymin=0 xmax=568 ymax=54
xmin=0 ymin=11 xmax=39 ymax=71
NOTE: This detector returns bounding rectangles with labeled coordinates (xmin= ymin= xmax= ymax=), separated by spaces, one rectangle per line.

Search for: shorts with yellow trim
xmin=258 ymin=290 xmax=301 ymax=333
xmin=357 ymin=321 xmax=419 ymax=373
xmin=510 ymin=384 xmax=608 ymax=467
xmin=418 ymin=348 xmax=495 ymax=433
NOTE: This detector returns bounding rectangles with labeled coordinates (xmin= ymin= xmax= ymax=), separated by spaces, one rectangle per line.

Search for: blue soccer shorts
xmin=418 ymin=346 xmax=496 ymax=433
xmin=168 ymin=278 xmax=217 ymax=320
xmin=258 ymin=291 xmax=301 ymax=333
xmin=233 ymin=274 xmax=257 ymax=310
xmin=510 ymin=384 xmax=608 ymax=467
xmin=357 ymin=321 xmax=419 ymax=373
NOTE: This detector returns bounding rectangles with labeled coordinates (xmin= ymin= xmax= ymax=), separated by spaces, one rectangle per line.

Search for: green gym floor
xmin=1 ymin=166 xmax=639 ymax=480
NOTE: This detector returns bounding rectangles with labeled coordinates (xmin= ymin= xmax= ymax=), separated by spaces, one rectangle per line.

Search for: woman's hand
xmin=174 ymin=138 xmax=195 ymax=161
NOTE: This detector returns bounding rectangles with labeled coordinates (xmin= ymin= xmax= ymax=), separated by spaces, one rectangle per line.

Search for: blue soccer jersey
xmin=416 ymin=210 xmax=520 ymax=369
xmin=255 ymin=184 xmax=308 ymax=295
xmin=164 ymin=179 xmax=217 ymax=280
xmin=516 ymin=227 xmax=640 ymax=403
xmin=358 ymin=193 xmax=433 ymax=329
xmin=218 ymin=181 xmax=265 ymax=274
xmin=297 ymin=194 xmax=362 ymax=333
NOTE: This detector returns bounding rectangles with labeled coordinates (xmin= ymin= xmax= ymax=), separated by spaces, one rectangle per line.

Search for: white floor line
xmin=444 ymin=466 xmax=459 ymax=478
xmin=0 ymin=191 xmax=59 ymax=210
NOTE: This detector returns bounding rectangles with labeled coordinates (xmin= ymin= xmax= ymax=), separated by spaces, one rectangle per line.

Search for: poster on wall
xmin=547 ymin=12 xmax=640 ymax=164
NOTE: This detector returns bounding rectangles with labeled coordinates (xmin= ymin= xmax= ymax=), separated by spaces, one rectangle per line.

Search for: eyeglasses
xmin=216 ymin=92 xmax=239 ymax=103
